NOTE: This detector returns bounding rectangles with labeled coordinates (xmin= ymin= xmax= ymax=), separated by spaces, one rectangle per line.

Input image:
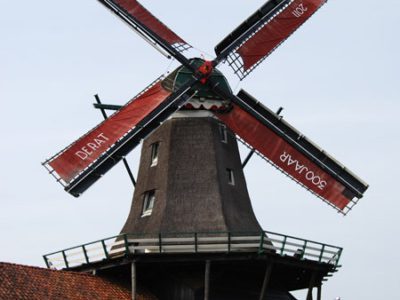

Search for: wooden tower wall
xmin=120 ymin=115 xmax=262 ymax=235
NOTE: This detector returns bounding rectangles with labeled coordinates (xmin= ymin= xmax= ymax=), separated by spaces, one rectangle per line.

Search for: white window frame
xmin=150 ymin=142 xmax=159 ymax=167
xmin=142 ymin=190 xmax=155 ymax=217
xmin=219 ymin=124 xmax=228 ymax=143
xmin=227 ymin=169 xmax=235 ymax=186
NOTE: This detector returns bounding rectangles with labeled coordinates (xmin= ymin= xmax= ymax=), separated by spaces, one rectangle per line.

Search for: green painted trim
xmin=82 ymin=245 xmax=90 ymax=264
xmin=319 ymin=245 xmax=325 ymax=263
xmin=335 ymin=248 xmax=343 ymax=268
xmin=280 ymin=236 xmax=287 ymax=256
xmin=194 ymin=233 xmax=198 ymax=253
xmin=43 ymin=256 xmax=50 ymax=269
xmin=158 ymin=233 xmax=162 ymax=253
xmin=301 ymin=241 xmax=308 ymax=259
xmin=62 ymin=251 xmax=69 ymax=269
xmin=123 ymin=234 xmax=130 ymax=256
xmin=227 ymin=232 xmax=231 ymax=253
xmin=258 ymin=232 xmax=265 ymax=254
xmin=44 ymin=231 xmax=343 ymax=270
xmin=101 ymin=240 xmax=109 ymax=259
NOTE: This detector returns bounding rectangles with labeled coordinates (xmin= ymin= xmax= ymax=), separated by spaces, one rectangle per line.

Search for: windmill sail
xmin=215 ymin=0 xmax=327 ymax=79
xmin=44 ymin=1 xmax=369 ymax=213
xmin=99 ymin=0 xmax=191 ymax=53
xmin=44 ymin=77 xmax=197 ymax=196
xmin=215 ymin=90 xmax=368 ymax=214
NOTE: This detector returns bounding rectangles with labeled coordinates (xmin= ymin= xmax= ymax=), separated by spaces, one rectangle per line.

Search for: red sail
xmin=238 ymin=0 xmax=326 ymax=71
xmin=114 ymin=0 xmax=187 ymax=46
xmin=216 ymin=104 xmax=351 ymax=210
xmin=49 ymin=82 xmax=171 ymax=183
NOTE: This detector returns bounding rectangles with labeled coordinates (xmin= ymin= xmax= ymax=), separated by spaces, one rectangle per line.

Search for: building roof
xmin=0 ymin=262 xmax=156 ymax=300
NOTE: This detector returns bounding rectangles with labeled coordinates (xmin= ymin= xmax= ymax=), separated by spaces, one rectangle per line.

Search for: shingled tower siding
xmin=120 ymin=116 xmax=262 ymax=235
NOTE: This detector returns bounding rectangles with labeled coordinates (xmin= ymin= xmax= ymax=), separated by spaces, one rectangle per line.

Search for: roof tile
xmin=0 ymin=262 xmax=156 ymax=300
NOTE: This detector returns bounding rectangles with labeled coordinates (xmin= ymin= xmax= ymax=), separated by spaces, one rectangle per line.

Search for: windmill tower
xmin=43 ymin=0 xmax=369 ymax=299
xmin=119 ymin=61 xmax=262 ymax=237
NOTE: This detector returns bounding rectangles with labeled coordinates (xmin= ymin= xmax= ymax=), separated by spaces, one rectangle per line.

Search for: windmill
xmin=43 ymin=0 xmax=369 ymax=299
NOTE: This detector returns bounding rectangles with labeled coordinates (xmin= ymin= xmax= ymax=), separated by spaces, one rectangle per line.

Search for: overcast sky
xmin=1 ymin=0 xmax=399 ymax=299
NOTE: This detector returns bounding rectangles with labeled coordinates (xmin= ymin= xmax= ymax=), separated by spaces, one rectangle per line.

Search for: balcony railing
xmin=43 ymin=231 xmax=342 ymax=270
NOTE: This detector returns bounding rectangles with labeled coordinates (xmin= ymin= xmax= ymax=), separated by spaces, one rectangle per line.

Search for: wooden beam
xmin=242 ymin=149 xmax=255 ymax=168
xmin=131 ymin=261 xmax=137 ymax=300
xmin=94 ymin=95 xmax=136 ymax=187
xmin=317 ymin=284 xmax=322 ymax=300
xmin=259 ymin=263 xmax=273 ymax=300
xmin=306 ymin=271 xmax=317 ymax=300
xmin=204 ymin=260 xmax=211 ymax=300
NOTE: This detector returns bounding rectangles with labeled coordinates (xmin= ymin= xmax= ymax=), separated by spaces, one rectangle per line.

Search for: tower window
xmin=150 ymin=142 xmax=159 ymax=166
xmin=227 ymin=169 xmax=235 ymax=186
xmin=219 ymin=124 xmax=228 ymax=143
xmin=142 ymin=190 xmax=156 ymax=217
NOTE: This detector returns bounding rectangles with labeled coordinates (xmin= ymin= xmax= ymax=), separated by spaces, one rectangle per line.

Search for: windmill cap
xmin=162 ymin=58 xmax=232 ymax=101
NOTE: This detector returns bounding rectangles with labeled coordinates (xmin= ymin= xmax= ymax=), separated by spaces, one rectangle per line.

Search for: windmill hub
xmin=162 ymin=58 xmax=232 ymax=111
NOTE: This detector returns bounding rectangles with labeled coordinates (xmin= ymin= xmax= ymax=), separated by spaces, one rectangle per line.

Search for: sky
xmin=1 ymin=0 xmax=399 ymax=299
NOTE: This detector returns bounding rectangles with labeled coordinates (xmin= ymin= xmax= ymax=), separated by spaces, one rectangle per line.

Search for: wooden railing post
xmin=335 ymin=248 xmax=343 ymax=268
xmin=280 ymin=236 xmax=287 ymax=255
xmin=318 ymin=244 xmax=325 ymax=262
xmin=62 ymin=251 xmax=69 ymax=269
xmin=131 ymin=261 xmax=137 ymax=300
xmin=101 ymin=240 xmax=109 ymax=259
xmin=259 ymin=263 xmax=273 ymax=300
xmin=306 ymin=271 xmax=317 ymax=300
xmin=302 ymin=240 xmax=308 ymax=259
xmin=317 ymin=284 xmax=322 ymax=300
xmin=259 ymin=231 xmax=265 ymax=254
xmin=158 ymin=233 xmax=162 ymax=253
xmin=204 ymin=260 xmax=211 ymax=300
xmin=82 ymin=245 xmax=90 ymax=264
xmin=43 ymin=256 xmax=50 ymax=269
xmin=227 ymin=232 xmax=231 ymax=253
xmin=124 ymin=234 xmax=130 ymax=256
